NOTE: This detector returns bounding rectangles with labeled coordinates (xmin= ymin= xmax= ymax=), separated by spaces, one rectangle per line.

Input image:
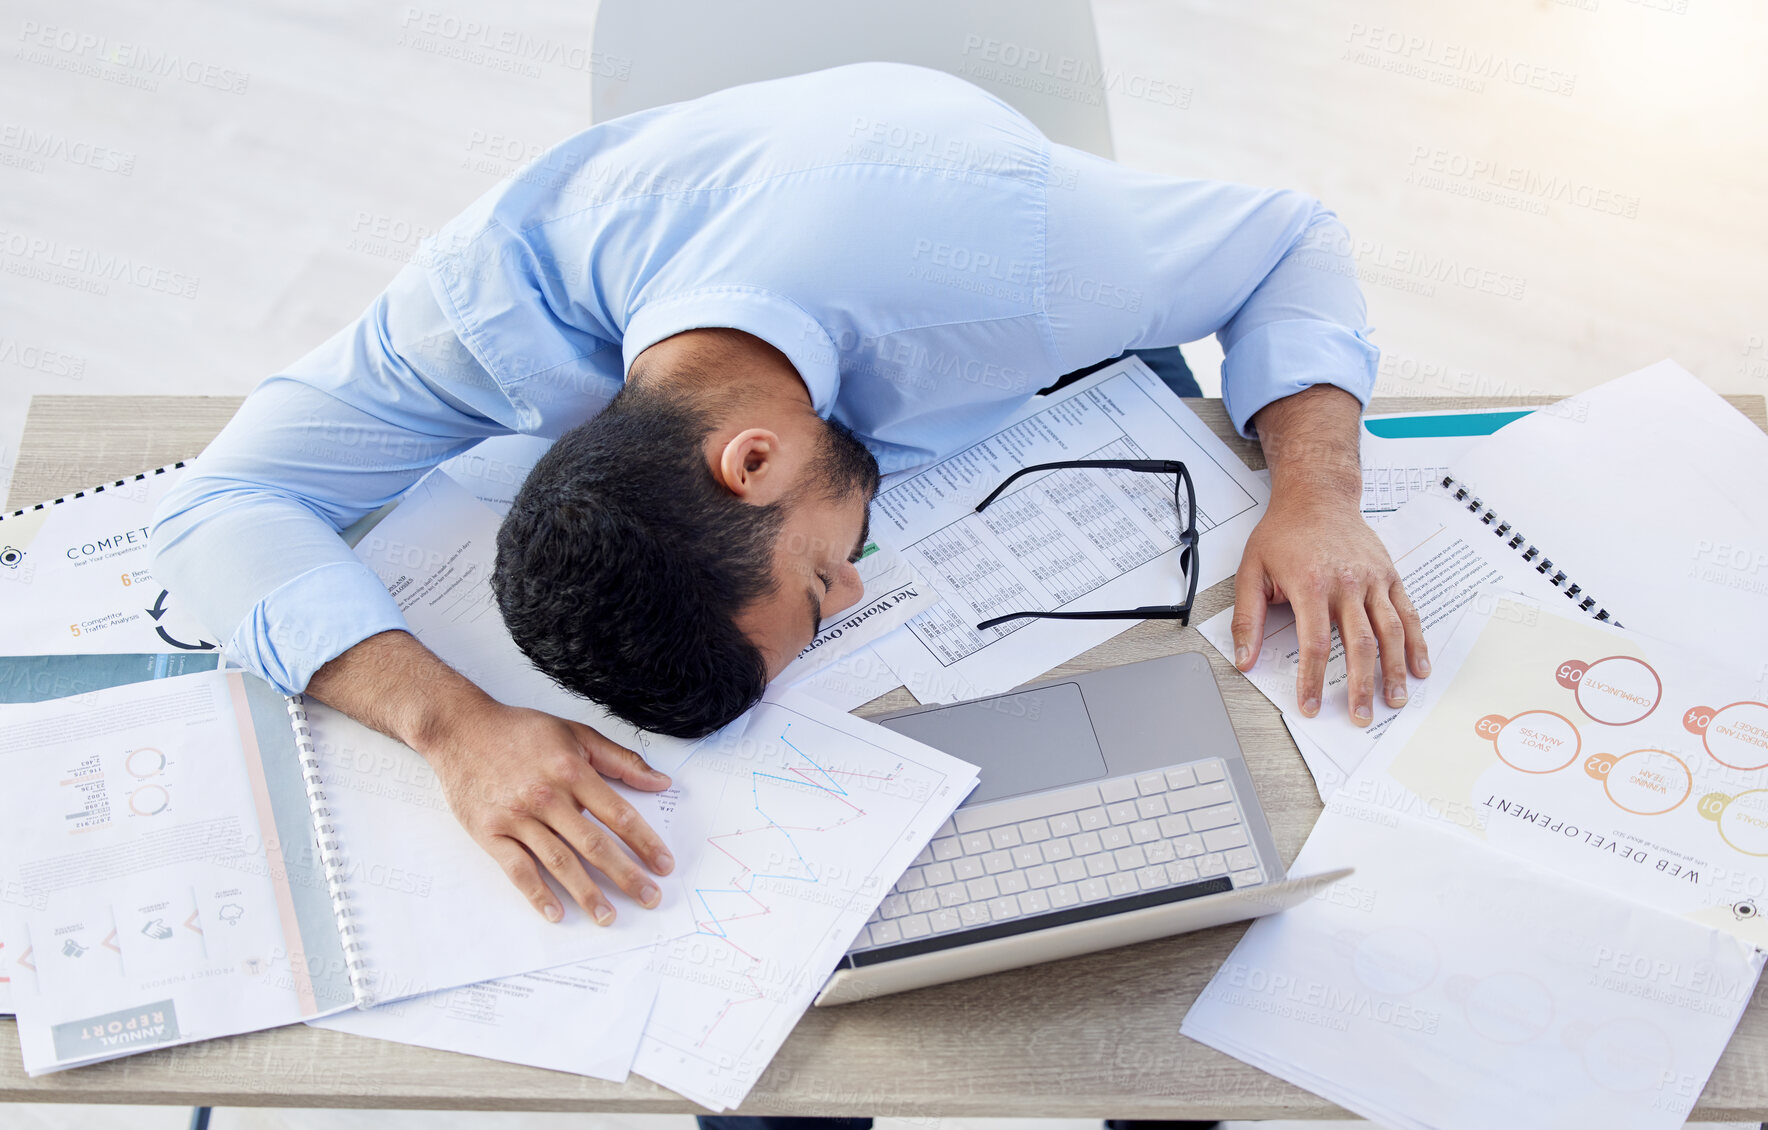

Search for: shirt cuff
xmin=225 ymin=560 xmax=411 ymax=696
xmin=1220 ymin=320 xmax=1380 ymax=438
xmin=621 ymin=287 xmax=841 ymax=415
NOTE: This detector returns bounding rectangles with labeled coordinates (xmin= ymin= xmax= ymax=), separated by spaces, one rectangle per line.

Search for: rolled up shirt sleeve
xmin=150 ymin=263 xmax=525 ymax=694
xmin=1042 ymin=143 xmax=1379 ymax=437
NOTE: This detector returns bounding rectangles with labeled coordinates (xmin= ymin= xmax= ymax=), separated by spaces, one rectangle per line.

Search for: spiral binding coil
xmin=1438 ymin=474 xmax=1620 ymax=627
xmin=1 ymin=461 xmax=188 ymax=521
xmin=285 ymin=692 xmax=374 ymax=1005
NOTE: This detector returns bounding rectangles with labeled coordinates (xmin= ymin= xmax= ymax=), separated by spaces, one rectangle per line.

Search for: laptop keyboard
xmin=849 ymin=757 xmax=1265 ymax=953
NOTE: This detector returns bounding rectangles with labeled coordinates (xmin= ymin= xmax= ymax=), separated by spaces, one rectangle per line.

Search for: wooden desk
xmin=7 ymin=394 xmax=1768 ymax=1119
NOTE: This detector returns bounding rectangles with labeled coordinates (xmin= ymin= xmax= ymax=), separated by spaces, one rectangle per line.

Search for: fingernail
xmin=1354 ymin=705 xmax=1372 ymax=724
xmin=1418 ymin=657 xmax=1432 ymax=676
xmin=594 ymin=904 xmax=616 ymax=926
xmin=1302 ymin=697 xmax=1321 ymax=716
xmin=543 ymin=903 xmax=562 ymax=923
xmin=639 ymin=884 xmax=661 ymax=908
xmin=649 ymin=767 xmax=672 ymax=783
xmin=656 ymin=851 xmax=675 ymax=874
xmin=1235 ymin=645 xmax=1250 ymax=668
xmin=1389 ymin=685 xmax=1408 ymax=706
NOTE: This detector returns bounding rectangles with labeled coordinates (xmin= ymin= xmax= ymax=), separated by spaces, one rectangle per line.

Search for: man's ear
xmin=714 ymin=427 xmax=786 ymax=501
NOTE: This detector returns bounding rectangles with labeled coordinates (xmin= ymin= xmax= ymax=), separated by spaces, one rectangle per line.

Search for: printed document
xmin=1352 ymin=593 xmax=1768 ymax=943
xmin=1199 ymin=490 xmax=1572 ymax=781
xmin=0 ymin=467 xmax=218 ymax=656
xmin=1357 ymin=407 xmax=1540 ymax=515
xmin=316 ymin=948 xmax=659 ymax=1080
xmin=871 ymin=357 xmax=1269 ymax=703
xmin=790 ymin=641 xmax=906 ymax=713
xmin=1183 ymin=809 xmax=1762 ymax=1130
xmin=0 ymin=670 xmax=351 ymax=1073
xmin=629 ymin=688 xmax=978 ymax=1110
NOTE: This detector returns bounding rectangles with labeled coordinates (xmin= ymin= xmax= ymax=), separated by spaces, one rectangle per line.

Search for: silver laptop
xmin=815 ymin=651 xmax=1349 ymax=1005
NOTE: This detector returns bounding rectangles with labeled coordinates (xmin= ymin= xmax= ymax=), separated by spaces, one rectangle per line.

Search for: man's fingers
xmin=552 ymin=789 xmax=667 ymax=907
xmin=575 ymin=775 xmax=674 ymax=877
xmin=1335 ymin=595 xmax=1379 ymax=726
xmin=516 ymin=819 xmax=617 ymax=925
xmin=1366 ymin=587 xmax=1411 ymax=709
xmin=1291 ymin=592 xmax=1333 ymax=718
xmin=1392 ymin=580 xmax=1431 ymax=678
xmin=1230 ymin=556 xmax=1269 ymax=672
xmin=573 ymin=721 xmax=672 ymax=790
xmin=484 ymin=834 xmax=568 ymax=923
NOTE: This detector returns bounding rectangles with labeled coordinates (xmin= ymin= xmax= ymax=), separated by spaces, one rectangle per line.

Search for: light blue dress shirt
xmin=151 ymin=62 xmax=1378 ymax=696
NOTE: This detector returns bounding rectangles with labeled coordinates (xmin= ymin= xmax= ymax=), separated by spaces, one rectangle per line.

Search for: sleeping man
xmin=151 ymin=63 xmax=1427 ymax=932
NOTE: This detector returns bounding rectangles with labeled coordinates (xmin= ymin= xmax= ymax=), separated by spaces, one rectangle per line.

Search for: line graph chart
xmin=633 ymin=692 xmax=976 ymax=1110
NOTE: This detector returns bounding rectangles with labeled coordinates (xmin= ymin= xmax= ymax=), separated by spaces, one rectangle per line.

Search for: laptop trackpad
xmin=877 ymin=683 xmax=1106 ymax=806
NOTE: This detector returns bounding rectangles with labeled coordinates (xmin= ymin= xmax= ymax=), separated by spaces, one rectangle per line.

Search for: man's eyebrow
xmin=806 ymin=586 xmax=823 ymax=643
xmin=849 ymin=510 xmax=871 ymax=564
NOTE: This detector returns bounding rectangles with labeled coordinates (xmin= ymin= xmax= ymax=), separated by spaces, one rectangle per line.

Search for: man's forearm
xmin=1250 ymin=384 xmax=1364 ymax=508
xmin=304 ymin=628 xmax=493 ymax=755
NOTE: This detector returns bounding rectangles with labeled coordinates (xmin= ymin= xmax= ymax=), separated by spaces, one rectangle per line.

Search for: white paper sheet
xmin=1448 ymin=359 xmax=1768 ymax=677
xmin=435 ymin=433 xmax=556 ymax=517
xmin=0 ymin=670 xmax=344 ymax=1073
xmin=871 ymin=357 xmax=1269 ymax=703
xmin=315 ymin=947 xmax=660 ymax=1080
xmin=1200 ymin=490 xmax=1569 ymax=782
xmin=1349 ymin=593 xmax=1768 ymax=944
xmin=630 ymin=689 xmax=978 ymax=1110
xmin=789 ymin=641 xmax=905 ymax=712
xmin=1183 ymin=809 xmax=1764 ymax=1130
xmin=1281 ymin=715 xmax=1349 ymax=801
xmin=0 ymin=466 xmax=219 ymax=655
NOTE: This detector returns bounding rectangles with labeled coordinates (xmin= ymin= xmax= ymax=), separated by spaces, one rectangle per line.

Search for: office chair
xmin=588 ymin=0 xmax=1116 ymax=158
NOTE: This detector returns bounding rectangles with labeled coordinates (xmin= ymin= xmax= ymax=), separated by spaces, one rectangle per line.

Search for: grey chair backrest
xmin=590 ymin=0 xmax=1114 ymax=157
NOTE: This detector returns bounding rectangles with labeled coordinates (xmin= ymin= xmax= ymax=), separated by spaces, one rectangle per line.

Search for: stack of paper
xmin=1189 ymin=591 xmax=1768 ymax=1127
xmin=0 ymin=464 xmax=978 ymax=1103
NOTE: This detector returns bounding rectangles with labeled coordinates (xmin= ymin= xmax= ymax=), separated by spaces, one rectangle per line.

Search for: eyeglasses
xmin=971 ymin=459 xmax=1199 ymax=631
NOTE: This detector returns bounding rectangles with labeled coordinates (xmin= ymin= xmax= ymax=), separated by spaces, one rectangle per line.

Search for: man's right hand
xmin=305 ymin=629 xmax=675 ymax=924
xmin=423 ymin=700 xmax=675 ymax=924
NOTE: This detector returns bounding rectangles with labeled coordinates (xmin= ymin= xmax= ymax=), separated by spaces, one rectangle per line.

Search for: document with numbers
xmin=870 ymin=357 xmax=1269 ymax=703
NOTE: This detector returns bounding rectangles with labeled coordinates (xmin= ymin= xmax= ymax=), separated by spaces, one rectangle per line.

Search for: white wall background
xmin=2 ymin=0 xmax=1764 ymax=502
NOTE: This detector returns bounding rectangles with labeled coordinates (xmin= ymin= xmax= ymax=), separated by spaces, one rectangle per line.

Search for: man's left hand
xmin=1231 ymin=496 xmax=1429 ymax=723
xmin=1229 ymin=383 xmax=1430 ymax=723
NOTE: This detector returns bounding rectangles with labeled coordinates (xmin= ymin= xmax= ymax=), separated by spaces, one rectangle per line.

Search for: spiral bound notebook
xmin=1435 ymin=471 xmax=1620 ymax=627
xmin=0 ymin=667 xmax=358 ymax=1074
xmin=1433 ymin=358 xmax=1768 ymax=676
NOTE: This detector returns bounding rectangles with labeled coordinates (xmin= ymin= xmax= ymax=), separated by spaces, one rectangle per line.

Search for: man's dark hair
xmin=492 ymin=382 xmax=878 ymax=739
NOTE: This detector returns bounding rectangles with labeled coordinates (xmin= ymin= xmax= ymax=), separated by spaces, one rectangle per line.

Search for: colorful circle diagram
xmin=1556 ymin=655 xmax=1662 ymax=726
xmin=1584 ymin=749 xmax=1692 ymax=816
xmin=1475 ymin=710 xmax=1581 ymax=773
xmin=1697 ymin=789 xmax=1768 ymax=856
xmin=1684 ymin=701 xmax=1768 ymax=771
xmin=129 ymin=784 xmax=170 ymax=816
xmin=125 ymin=747 xmax=166 ymax=778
